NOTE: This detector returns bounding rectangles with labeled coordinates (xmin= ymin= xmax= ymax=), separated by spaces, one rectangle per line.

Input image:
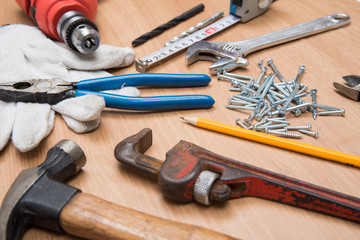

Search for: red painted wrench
xmin=115 ymin=128 xmax=360 ymax=223
xmin=15 ymin=0 xmax=100 ymax=53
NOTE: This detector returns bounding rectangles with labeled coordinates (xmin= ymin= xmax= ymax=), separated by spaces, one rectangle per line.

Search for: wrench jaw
xmin=209 ymin=57 xmax=249 ymax=75
xmin=186 ymin=41 xmax=222 ymax=65
xmin=186 ymin=41 xmax=237 ymax=64
xmin=186 ymin=41 xmax=249 ymax=75
xmin=158 ymin=140 xmax=232 ymax=204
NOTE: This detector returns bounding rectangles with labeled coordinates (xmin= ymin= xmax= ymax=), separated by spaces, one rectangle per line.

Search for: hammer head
xmin=0 ymin=140 xmax=86 ymax=240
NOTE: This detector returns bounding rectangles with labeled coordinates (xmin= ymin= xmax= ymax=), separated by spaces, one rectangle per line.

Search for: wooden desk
xmin=1 ymin=0 xmax=360 ymax=239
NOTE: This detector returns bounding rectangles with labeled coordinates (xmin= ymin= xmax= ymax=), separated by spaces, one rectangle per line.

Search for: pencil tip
xmin=179 ymin=117 xmax=184 ymax=120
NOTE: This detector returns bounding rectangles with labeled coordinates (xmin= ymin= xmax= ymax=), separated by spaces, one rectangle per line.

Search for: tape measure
xmin=135 ymin=14 xmax=241 ymax=73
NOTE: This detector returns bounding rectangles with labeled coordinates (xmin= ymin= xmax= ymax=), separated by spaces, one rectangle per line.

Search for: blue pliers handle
xmin=74 ymin=73 xmax=214 ymax=111
xmin=75 ymin=73 xmax=212 ymax=90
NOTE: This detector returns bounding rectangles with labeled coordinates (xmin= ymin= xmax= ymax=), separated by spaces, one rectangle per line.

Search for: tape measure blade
xmin=135 ymin=15 xmax=241 ymax=72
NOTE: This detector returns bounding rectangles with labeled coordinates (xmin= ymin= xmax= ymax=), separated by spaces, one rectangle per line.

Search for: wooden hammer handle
xmin=60 ymin=193 xmax=237 ymax=240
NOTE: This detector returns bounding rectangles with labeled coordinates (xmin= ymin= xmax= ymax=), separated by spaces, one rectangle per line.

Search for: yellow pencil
xmin=181 ymin=117 xmax=360 ymax=168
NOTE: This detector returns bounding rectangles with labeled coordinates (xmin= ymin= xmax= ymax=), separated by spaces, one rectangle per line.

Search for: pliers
xmin=0 ymin=73 xmax=215 ymax=111
xmin=333 ymin=75 xmax=360 ymax=101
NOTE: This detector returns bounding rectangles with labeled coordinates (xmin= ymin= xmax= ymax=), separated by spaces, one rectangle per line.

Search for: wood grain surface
xmin=1 ymin=0 xmax=360 ymax=239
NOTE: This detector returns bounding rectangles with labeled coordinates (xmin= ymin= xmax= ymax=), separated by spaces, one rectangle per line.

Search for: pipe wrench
xmin=186 ymin=13 xmax=351 ymax=74
xmin=115 ymin=128 xmax=360 ymax=224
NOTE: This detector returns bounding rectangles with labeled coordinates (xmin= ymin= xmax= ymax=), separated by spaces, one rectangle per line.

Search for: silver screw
xmin=298 ymin=129 xmax=318 ymax=138
xmin=311 ymin=103 xmax=341 ymax=111
xmin=269 ymin=109 xmax=284 ymax=118
xmin=257 ymin=123 xmax=289 ymax=131
xmin=228 ymin=98 xmax=250 ymax=105
xmin=272 ymin=83 xmax=291 ymax=98
xmin=267 ymin=59 xmax=294 ymax=93
xmin=297 ymin=84 xmax=308 ymax=95
xmin=222 ymin=70 xmax=254 ymax=81
xmin=318 ymin=109 xmax=345 ymax=116
xmin=226 ymin=105 xmax=256 ymax=111
xmin=267 ymin=59 xmax=286 ymax=83
xmin=293 ymin=108 xmax=303 ymax=117
xmin=256 ymin=59 xmax=268 ymax=85
xmin=256 ymin=106 xmax=271 ymax=121
xmin=266 ymin=129 xmax=303 ymax=138
xmin=235 ymin=118 xmax=249 ymax=129
xmin=285 ymin=124 xmax=312 ymax=131
xmin=285 ymin=102 xmax=312 ymax=112
xmin=281 ymin=84 xmax=300 ymax=112
xmin=218 ymin=73 xmax=248 ymax=85
xmin=260 ymin=73 xmax=276 ymax=98
xmin=233 ymin=95 xmax=260 ymax=103
xmin=267 ymin=117 xmax=286 ymax=121
xmin=267 ymin=119 xmax=290 ymax=124
xmin=310 ymin=89 xmax=317 ymax=119
xmin=255 ymin=74 xmax=272 ymax=97
xmin=254 ymin=116 xmax=267 ymax=129
xmin=294 ymin=65 xmax=306 ymax=84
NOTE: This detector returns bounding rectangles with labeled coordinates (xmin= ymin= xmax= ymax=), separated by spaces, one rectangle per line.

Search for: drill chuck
xmin=57 ymin=11 xmax=100 ymax=54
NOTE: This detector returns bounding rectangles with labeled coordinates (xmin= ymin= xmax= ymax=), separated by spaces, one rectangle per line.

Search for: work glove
xmin=0 ymin=24 xmax=140 ymax=152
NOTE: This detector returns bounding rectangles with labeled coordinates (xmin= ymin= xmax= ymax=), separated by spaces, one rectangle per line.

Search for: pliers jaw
xmin=333 ymin=75 xmax=360 ymax=101
xmin=0 ymin=79 xmax=73 ymax=104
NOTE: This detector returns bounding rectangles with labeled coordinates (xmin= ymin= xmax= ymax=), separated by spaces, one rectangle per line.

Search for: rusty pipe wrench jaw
xmin=158 ymin=141 xmax=234 ymax=205
xmin=193 ymin=170 xmax=234 ymax=205
xmin=114 ymin=130 xmax=232 ymax=205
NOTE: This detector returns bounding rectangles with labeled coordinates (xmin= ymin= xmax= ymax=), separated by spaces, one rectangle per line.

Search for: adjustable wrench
xmin=115 ymin=128 xmax=360 ymax=223
xmin=186 ymin=13 xmax=351 ymax=74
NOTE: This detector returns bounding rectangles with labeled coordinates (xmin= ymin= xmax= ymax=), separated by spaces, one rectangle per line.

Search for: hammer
xmin=0 ymin=140 xmax=237 ymax=240
xmin=114 ymin=128 xmax=360 ymax=223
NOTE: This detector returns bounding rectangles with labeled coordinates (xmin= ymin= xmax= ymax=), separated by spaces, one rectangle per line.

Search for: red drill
xmin=16 ymin=0 xmax=100 ymax=54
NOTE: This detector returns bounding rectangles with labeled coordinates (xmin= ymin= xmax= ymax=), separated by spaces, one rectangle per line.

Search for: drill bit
xmin=164 ymin=11 xmax=224 ymax=46
xmin=132 ymin=3 xmax=205 ymax=47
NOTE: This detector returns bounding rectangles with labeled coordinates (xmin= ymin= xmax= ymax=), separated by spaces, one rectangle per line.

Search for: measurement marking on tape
xmin=136 ymin=15 xmax=241 ymax=72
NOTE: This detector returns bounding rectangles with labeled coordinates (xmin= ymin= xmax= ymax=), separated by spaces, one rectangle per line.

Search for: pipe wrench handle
xmin=159 ymin=141 xmax=360 ymax=223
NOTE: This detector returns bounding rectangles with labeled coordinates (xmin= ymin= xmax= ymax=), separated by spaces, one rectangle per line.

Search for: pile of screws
xmin=220 ymin=59 xmax=345 ymax=139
